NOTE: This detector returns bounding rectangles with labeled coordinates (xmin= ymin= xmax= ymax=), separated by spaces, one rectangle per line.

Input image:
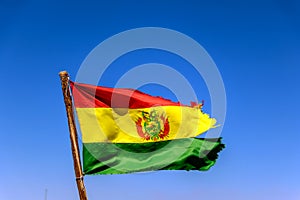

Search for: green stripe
xmin=83 ymin=138 xmax=224 ymax=175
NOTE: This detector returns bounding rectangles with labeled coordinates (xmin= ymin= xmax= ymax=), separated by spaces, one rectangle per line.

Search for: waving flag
xmin=70 ymin=81 xmax=224 ymax=175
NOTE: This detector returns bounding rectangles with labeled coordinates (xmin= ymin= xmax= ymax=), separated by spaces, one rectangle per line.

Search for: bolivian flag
xmin=70 ymin=81 xmax=224 ymax=175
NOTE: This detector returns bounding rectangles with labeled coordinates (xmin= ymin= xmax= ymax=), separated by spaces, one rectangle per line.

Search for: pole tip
xmin=59 ymin=71 xmax=69 ymax=77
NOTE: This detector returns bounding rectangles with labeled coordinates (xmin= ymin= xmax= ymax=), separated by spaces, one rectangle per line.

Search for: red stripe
xmin=70 ymin=81 xmax=182 ymax=108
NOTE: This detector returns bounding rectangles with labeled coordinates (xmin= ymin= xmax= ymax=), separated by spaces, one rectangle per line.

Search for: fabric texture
xmin=83 ymin=138 xmax=224 ymax=175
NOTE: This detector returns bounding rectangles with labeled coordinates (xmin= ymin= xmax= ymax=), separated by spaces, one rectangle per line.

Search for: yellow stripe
xmin=76 ymin=106 xmax=216 ymax=143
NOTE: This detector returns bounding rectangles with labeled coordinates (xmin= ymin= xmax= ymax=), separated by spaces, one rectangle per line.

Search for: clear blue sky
xmin=1 ymin=0 xmax=299 ymax=199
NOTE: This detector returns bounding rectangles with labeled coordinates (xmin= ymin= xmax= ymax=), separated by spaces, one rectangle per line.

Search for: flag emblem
xmin=135 ymin=109 xmax=170 ymax=141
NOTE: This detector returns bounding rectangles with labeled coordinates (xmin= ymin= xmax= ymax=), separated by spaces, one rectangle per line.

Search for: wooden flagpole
xmin=59 ymin=71 xmax=88 ymax=200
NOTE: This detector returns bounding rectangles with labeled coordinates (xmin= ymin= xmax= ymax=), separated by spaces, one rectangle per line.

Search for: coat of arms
xmin=135 ymin=109 xmax=170 ymax=141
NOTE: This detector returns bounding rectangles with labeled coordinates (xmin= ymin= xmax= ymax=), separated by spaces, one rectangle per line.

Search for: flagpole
xmin=59 ymin=71 xmax=88 ymax=200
